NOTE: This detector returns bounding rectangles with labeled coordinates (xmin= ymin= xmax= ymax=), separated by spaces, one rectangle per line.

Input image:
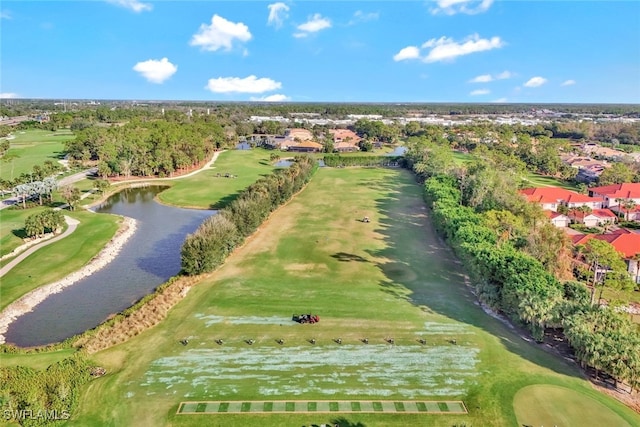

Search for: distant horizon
xmin=1 ymin=1 xmax=639 ymax=103
xmin=3 ymin=98 xmax=640 ymax=107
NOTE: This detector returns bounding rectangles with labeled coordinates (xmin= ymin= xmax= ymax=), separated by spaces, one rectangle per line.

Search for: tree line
xmin=181 ymin=156 xmax=317 ymax=275
xmin=64 ymin=117 xmax=227 ymax=178
xmin=409 ymin=145 xmax=640 ymax=391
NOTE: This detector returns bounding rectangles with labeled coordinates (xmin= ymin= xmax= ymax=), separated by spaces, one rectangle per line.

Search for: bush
xmin=181 ymin=156 xmax=317 ymax=275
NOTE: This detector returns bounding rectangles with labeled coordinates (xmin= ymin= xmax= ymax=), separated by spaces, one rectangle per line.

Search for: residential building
xmin=588 ymin=183 xmax=640 ymax=208
xmin=572 ymin=230 xmax=640 ymax=284
xmin=520 ymin=187 xmax=603 ymax=212
xmin=544 ymin=211 xmax=571 ymax=227
xmin=287 ymin=141 xmax=323 ymax=153
xmin=285 ymin=128 xmax=314 ymax=141
xmin=568 ymin=208 xmax=617 ymax=227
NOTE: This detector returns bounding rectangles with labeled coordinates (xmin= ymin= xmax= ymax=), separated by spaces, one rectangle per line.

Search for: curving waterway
xmin=4 ymin=186 xmax=214 ymax=347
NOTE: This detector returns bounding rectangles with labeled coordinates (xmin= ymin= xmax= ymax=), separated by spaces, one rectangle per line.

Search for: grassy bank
xmin=0 ymin=210 xmax=120 ymax=312
xmin=64 ymin=168 xmax=639 ymax=426
xmin=155 ymin=149 xmax=277 ymax=209
xmin=0 ymin=129 xmax=72 ymax=180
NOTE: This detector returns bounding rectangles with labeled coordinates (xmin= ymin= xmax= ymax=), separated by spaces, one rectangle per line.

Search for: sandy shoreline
xmin=0 ymin=216 xmax=137 ymax=345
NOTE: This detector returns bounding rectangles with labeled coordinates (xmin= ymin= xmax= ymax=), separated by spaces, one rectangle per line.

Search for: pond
xmin=4 ymin=186 xmax=214 ymax=346
xmin=274 ymin=159 xmax=293 ymax=167
xmin=386 ymin=146 xmax=408 ymax=156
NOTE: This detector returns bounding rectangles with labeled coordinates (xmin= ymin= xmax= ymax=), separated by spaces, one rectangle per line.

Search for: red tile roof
xmin=543 ymin=210 xmax=567 ymax=219
xmin=520 ymin=187 xmax=601 ymax=204
xmin=592 ymin=209 xmax=617 ymax=218
xmin=572 ymin=232 xmax=640 ymax=258
xmin=590 ymin=183 xmax=640 ymax=199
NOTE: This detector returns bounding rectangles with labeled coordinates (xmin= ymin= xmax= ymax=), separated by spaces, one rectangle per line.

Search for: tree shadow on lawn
xmin=52 ymin=151 xmax=67 ymax=160
xmin=209 ymin=192 xmax=241 ymax=210
xmin=11 ymin=228 xmax=28 ymax=239
xmin=331 ymin=252 xmax=370 ymax=263
xmin=365 ymin=170 xmax=583 ymax=379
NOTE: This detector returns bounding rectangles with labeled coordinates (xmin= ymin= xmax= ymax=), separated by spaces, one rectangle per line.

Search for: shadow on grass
xmin=11 ymin=228 xmax=27 ymax=239
xmin=365 ymin=168 xmax=583 ymax=379
xmin=331 ymin=252 xmax=369 ymax=263
xmin=209 ymin=192 xmax=241 ymax=210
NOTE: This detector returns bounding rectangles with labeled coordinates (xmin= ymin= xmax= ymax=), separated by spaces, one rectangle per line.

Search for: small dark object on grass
xmin=309 ymin=338 xmax=316 ymax=345
xmin=180 ymin=339 xmax=189 ymax=346
xmin=386 ymin=338 xmax=394 ymax=345
xmin=361 ymin=338 xmax=369 ymax=344
xmin=334 ymin=338 xmax=342 ymax=344
xmin=418 ymin=338 xmax=426 ymax=345
xmin=215 ymin=339 xmax=223 ymax=345
xmin=246 ymin=339 xmax=255 ymax=345
xmin=450 ymin=339 xmax=457 ymax=345
xmin=276 ymin=338 xmax=284 ymax=345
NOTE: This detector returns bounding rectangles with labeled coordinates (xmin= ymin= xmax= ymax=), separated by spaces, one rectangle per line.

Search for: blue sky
xmin=1 ymin=1 xmax=639 ymax=103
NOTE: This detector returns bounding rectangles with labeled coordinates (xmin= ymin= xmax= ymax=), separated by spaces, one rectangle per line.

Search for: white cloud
xmin=492 ymin=97 xmax=508 ymax=103
xmin=0 ymin=93 xmax=19 ymax=99
xmin=267 ymin=2 xmax=289 ymax=29
xmin=250 ymin=94 xmax=291 ymax=102
xmin=469 ymin=74 xmax=492 ymax=83
xmin=205 ymin=75 xmax=282 ymax=93
xmin=470 ymin=89 xmax=490 ymax=96
xmin=190 ymin=14 xmax=252 ymax=52
xmin=524 ymin=76 xmax=547 ymax=87
xmin=133 ymin=57 xmax=177 ymax=84
xmin=105 ymin=0 xmax=152 ymax=13
xmin=422 ymin=34 xmax=504 ymax=63
xmin=561 ymin=79 xmax=576 ymax=86
xmin=469 ymin=70 xmax=512 ymax=83
xmin=294 ymin=13 xmax=331 ymax=37
xmin=1 ymin=10 xmax=12 ymax=19
xmin=431 ymin=0 xmax=494 ymax=15
xmin=349 ymin=10 xmax=379 ymax=25
xmin=393 ymin=46 xmax=421 ymax=62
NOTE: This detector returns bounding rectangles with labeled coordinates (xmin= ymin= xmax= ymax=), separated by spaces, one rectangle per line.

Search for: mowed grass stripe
xmin=176 ymin=401 xmax=468 ymax=414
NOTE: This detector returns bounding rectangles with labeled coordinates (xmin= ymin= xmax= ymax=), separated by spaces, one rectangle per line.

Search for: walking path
xmin=0 ymin=216 xmax=79 ymax=278
xmin=109 ymin=150 xmax=224 ymax=185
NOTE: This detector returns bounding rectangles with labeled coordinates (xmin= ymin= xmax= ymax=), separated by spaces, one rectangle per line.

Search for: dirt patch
xmin=284 ymin=263 xmax=329 ymax=273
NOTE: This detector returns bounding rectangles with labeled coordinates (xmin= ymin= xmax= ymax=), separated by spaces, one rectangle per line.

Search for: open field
xmin=514 ymin=384 xmax=632 ymax=427
xmin=0 ymin=210 xmax=119 ymax=312
xmin=522 ymin=172 xmax=578 ymax=190
xmin=0 ymin=129 xmax=73 ymax=180
xmin=155 ymin=149 xmax=277 ymax=209
xmin=60 ymin=167 xmax=639 ymax=426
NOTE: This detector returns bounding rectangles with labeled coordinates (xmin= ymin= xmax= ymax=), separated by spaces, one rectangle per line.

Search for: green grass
xmin=514 ymin=384 xmax=633 ymax=427
xmin=0 ymin=129 xmax=73 ymax=180
xmin=155 ymin=149 xmax=277 ymax=209
xmin=8 ymin=168 xmax=638 ymax=427
xmin=452 ymin=150 xmax=472 ymax=165
xmin=0 ymin=210 xmax=119 ymax=312
xmin=0 ymin=348 xmax=75 ymax=370
xmin=522 ymin=172 xmax=578 ymax=190
xmin=0 ymin=206 xmax=49 ymax=257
